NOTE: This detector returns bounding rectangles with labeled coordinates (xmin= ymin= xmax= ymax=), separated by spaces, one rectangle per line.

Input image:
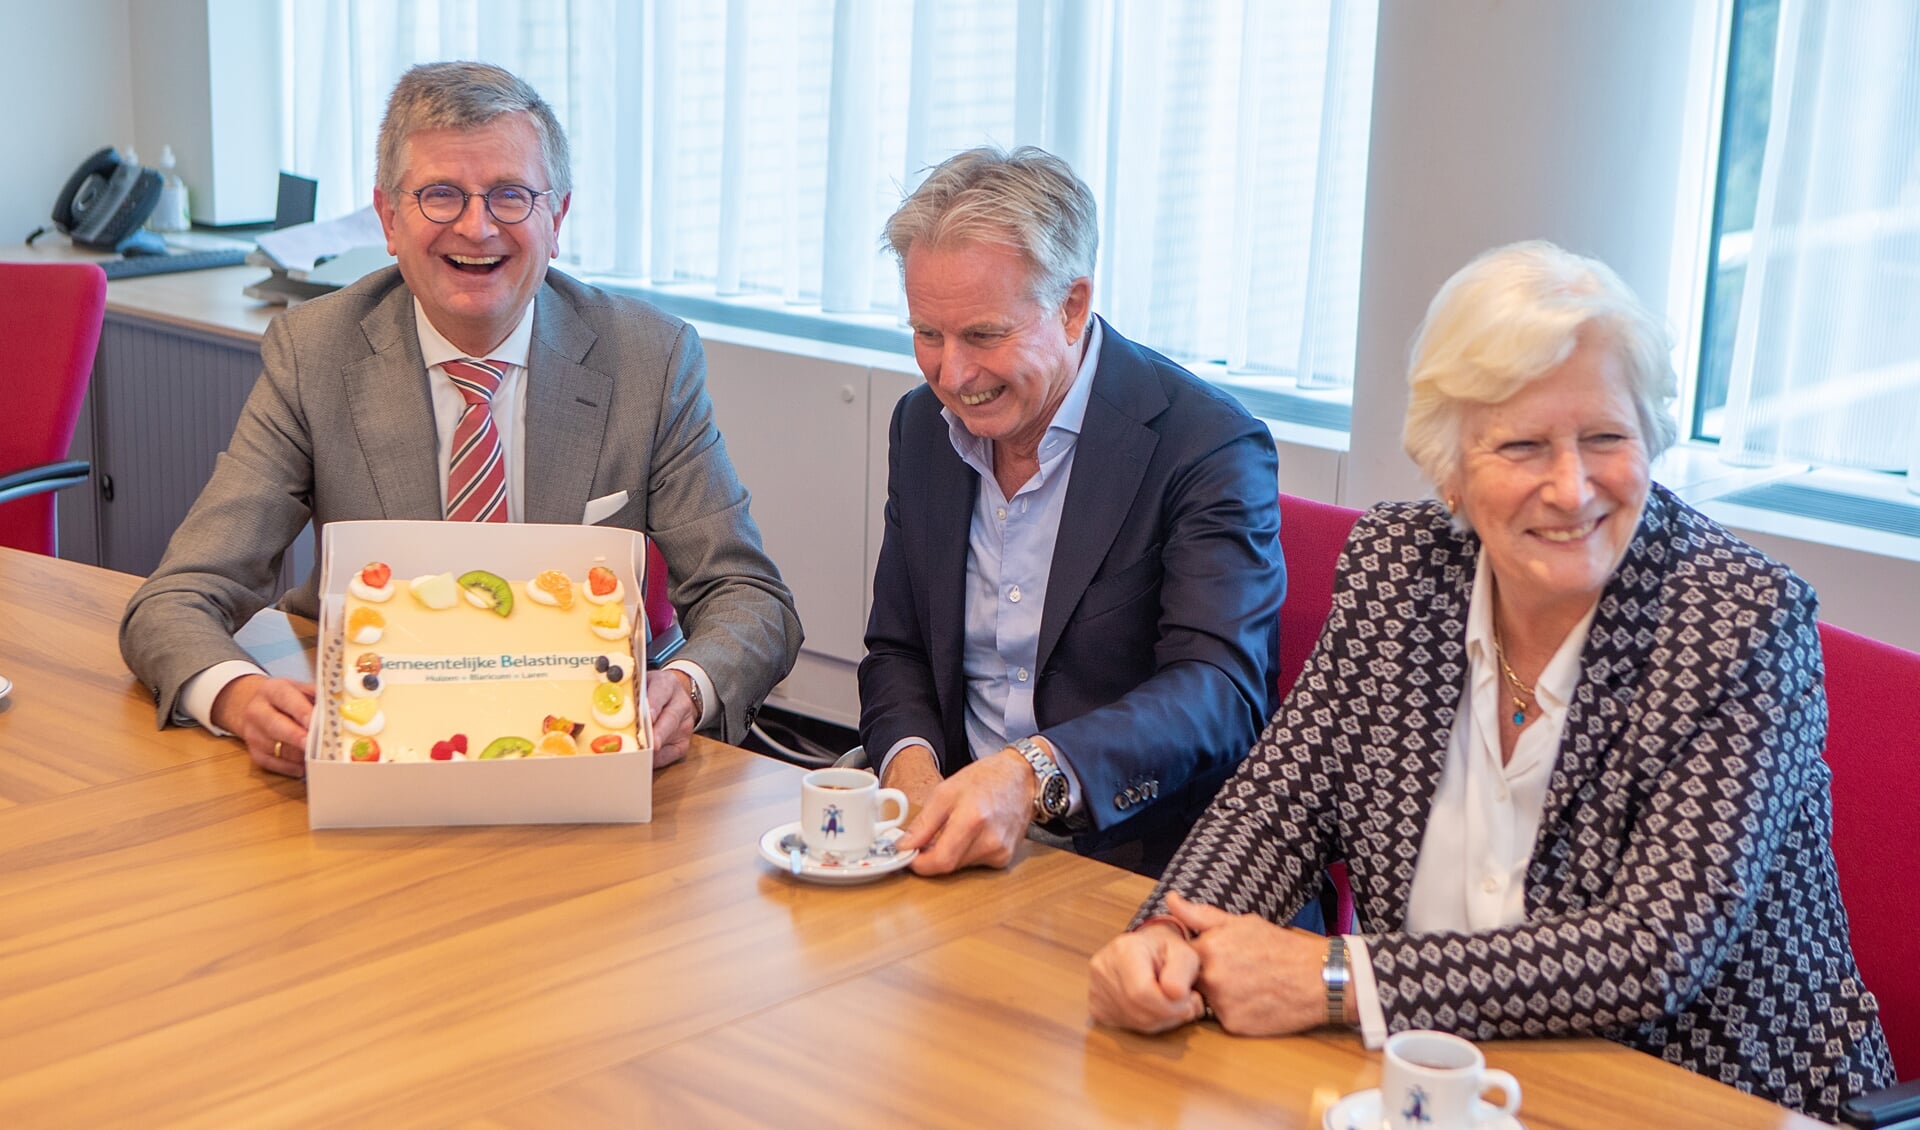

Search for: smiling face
xmin=1445 ymin=330 xmax=1652 ymax=628
xmin=373 ymin=114 xmax=570 ymax=356
xmin=903 ymin=240 xmax=1091 ymax=461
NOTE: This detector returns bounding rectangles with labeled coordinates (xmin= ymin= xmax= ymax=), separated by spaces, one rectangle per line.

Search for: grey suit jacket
xmin=1136 ymin=487 xmax=1893 ymax=1122
xmin=120 ymin=267 xmax=800 ymax=744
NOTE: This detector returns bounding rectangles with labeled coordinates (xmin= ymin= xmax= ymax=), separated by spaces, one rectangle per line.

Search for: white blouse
xmin=1347 ymin=550 xmax=1597 ymax=1046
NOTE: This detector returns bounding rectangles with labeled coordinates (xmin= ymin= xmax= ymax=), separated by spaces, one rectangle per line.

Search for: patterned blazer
xmin=1137 ymin=485 xmax=1892 ymax=1122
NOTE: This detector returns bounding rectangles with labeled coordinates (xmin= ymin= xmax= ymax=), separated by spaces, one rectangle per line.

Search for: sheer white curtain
xmin=1719 ymin=0 xmax=1920 ymax=483
xmin=282 ymin=0 xmax=1377 ymax=390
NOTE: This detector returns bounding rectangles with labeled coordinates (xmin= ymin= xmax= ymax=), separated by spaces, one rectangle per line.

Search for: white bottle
xmin=150 ymin=145 xmax=192 ymax=232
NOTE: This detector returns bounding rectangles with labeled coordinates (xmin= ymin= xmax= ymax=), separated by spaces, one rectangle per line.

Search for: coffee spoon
xmin=778 ymin=832 xmax=807 ymax=875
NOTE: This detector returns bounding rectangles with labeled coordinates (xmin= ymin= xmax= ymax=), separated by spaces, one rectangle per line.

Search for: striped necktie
xmin=443 ymin=358 xmax=509 ymax=523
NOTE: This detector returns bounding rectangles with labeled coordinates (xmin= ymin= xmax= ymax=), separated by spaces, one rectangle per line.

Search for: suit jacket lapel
xmin=1363 ymin=528 xmax=1475 ymax=926
xmin=1526 ymin=488 xmax=1673 ymax=911
xmin=344 ymin=286 xmax=442 ymax=519
xmin=521 ymin=287 xmax=612 ymax=525
xmin=920 ymin=412 xmax=976 ymax=766
xmin=1036 ymin=324 xmax=1162 ymax=673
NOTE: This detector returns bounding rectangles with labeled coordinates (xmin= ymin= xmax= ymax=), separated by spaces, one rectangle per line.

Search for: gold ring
xmin=274 ymin=740 xmax=284 ymax=759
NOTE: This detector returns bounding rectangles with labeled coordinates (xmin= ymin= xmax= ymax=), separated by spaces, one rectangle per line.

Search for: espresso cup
xmin=800 ymin=767 xmax=909 ymax=863
xmin=1379 ymin=1030 xmax=1521 ymax=1130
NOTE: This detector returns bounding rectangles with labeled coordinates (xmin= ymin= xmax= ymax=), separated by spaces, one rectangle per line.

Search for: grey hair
xmin=884 ymin=146 xmax=1098 ymax=304
xmin=1402 ymin=240 xmax=1679 ymax=491
xmin=376 ymin=61 xmax=572 ymax=198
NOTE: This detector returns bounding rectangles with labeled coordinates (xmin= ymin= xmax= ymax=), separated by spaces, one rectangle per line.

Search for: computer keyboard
xmin=101 ymin=248 xmax=252 ymax=280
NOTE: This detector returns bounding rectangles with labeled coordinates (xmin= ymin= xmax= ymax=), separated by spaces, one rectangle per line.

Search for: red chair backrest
xmin=1276 ymin=493 xmax=1365 ymax=933
xmin=1276 ymin=492 xmax=1364 ymax=700
xmin=1818 ymin=621 xmax=1920 ymax=1076
xmin=644 ymin=540 xmax=676 ymax=643
xmin=0 ymin=262 xmax=106 ymax=555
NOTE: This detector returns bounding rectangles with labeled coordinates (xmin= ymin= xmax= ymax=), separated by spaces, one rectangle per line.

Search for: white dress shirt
xmin=1347 ymin=550 xmax=1598 ymax=1047
xmin=179 ymin=297 xmax=716 ymax=734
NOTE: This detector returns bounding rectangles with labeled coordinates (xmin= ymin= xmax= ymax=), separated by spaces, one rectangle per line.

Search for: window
xmin=1697 ymin=0 xmax=1920 ymax=484
xmin=281 ymin=0 xmax=1377 ymax=417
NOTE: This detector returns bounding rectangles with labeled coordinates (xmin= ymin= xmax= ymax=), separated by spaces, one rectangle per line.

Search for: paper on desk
xmin=162 ymin=231 xmax=257 ymax=254
xmin=256 ymin=206 xmax=386 ymax=275
xmin=305 ymin=244 xmax=397 ymax=287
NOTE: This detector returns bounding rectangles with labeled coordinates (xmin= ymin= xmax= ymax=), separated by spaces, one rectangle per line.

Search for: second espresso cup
xmin=800 ymin=767 xmax=910 ymax=863
xmin=1380 ymin=1030 xmax=1521 ymax=1130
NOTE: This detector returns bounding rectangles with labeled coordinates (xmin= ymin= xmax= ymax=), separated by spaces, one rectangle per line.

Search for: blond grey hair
xmin=1402 ymin=240 xmax=1679 ymax=490
xmin=884 ymin=146 xmax=1097 ymax=304
xmin=376 ymin=61 xmax=571 ymax=198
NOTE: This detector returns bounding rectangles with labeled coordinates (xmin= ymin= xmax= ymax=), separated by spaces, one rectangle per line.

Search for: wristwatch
xmin=1322 ymin=935 xmax=1350 ymax=1027
xmin=672 ymin=668 xmax=703 ymax=729
xmin=1011 ymin=737 xmax=1071 ymax=822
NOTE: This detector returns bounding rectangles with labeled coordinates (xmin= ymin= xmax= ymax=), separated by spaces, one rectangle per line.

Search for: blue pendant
xmin=1512 ymin=709 xmax=1526 ymax=726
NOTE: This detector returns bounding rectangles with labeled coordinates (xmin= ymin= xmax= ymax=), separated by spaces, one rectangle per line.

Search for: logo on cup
xmin=820 ymin=804 xmax=845 ymax=839
xmin=1403 ymin=1084 xmax=1432 ymax=1124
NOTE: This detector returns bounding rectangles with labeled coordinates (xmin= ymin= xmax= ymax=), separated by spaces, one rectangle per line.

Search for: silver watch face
xmin=1040 ymin=773 xmax=1070 ymax=818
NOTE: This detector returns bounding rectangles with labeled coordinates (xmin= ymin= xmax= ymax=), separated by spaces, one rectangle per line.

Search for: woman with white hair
xmin=1088 ymin=241 xmax=1893 ymax=1122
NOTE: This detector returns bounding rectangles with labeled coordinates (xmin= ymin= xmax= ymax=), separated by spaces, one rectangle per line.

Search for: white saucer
xmin=0 ymin=674 xmax=11 ymax=700
xmin=1324 ymin=1088 xmax=1524 ymax=1130
xmin=757 ymin=820 xmax=916 ymax=885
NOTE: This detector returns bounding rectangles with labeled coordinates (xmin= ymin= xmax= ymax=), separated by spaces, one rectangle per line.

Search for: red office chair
xmin=642 ymin=539 xmax=684 ymax=666
xmin=1817 ymin=621 xmax=1920 ymax=1079
xmin=0 ymin=262 xmax=106 ymax=556
xmin=1276 ymin=492 xmax=1365 ymax=699
xmin=1277 ymin=492 xmax=1365 ymax=933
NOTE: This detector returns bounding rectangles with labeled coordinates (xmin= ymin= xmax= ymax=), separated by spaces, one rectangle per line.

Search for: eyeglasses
xmin=405 ymin=184 xmax=550 ymax=225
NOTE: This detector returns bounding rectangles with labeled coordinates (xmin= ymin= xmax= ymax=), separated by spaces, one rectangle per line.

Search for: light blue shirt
xmin=879 ymin=320 xmax=1103 ymax=815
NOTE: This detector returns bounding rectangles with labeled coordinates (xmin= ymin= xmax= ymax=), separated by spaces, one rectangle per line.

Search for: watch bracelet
xmin=1012 ymin=737 xmax=1066 ymax=821
xmin=1323 ymin=935 xmax=1349 ymax=1027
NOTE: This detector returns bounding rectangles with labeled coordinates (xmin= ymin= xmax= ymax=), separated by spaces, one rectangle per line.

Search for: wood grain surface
xmin=0 ymin=547 xmax=1823 ymax=1128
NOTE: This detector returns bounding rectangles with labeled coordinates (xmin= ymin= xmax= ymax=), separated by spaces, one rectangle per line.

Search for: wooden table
xmin=0 ymin=548 xmax=1822 ymax=1128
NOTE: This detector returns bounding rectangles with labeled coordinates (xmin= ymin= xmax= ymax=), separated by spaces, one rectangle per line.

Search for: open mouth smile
xmin=1534 ymin=516 xmax=1601 ymax=543
xmin=445 ymin=254 xmax=505 ymax=274
xmin=959 ymin=387 xmax=1004 ymax=407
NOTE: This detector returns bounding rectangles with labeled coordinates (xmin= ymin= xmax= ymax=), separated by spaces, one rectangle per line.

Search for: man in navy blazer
xmin=861 ymin=147 xmax=1285 ymax=875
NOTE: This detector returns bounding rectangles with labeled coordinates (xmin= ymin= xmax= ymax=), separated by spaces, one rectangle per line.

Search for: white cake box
xmin=305 ymin=519 xmax=654 ymax=829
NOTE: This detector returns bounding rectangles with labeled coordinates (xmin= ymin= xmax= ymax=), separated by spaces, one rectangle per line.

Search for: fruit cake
xmin=326 ymin=561 xmax=643 ymax=763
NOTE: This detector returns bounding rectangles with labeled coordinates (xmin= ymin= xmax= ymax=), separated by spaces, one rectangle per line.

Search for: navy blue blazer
xmin=859 ymin=319 xmax=1286 ymax=858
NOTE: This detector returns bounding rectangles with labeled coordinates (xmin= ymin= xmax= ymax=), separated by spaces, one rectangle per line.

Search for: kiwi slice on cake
xmin=479 ymin=735 xmax=534 ymax=760
xmin=458 ymin=570 xmax=514 ymax=616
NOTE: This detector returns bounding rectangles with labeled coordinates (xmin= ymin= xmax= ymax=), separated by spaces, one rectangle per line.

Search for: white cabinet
xmin=700 ymin=333 xmax=919 ymax=725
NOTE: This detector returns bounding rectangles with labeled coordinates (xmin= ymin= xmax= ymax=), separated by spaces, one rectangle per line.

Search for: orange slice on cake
xmin=532 ymin=570 xmax=575 ymax=610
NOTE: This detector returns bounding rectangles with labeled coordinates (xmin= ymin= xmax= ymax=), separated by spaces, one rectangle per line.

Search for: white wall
xmin=128 ymin=0 xmax=280 ymax=225
xmin=1347 ymin=0 xmax=1700 ymax=508
xmin=0 ymin=0 xmax=135 ymax=240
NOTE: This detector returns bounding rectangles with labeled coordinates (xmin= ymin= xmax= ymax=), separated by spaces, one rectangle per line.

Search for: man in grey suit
xmin=120 ymin=62 xmax=800 ymax=775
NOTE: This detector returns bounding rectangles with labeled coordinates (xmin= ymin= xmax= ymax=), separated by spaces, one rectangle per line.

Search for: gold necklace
xmin=1490 ymin=619 xmax=1537 ymax=727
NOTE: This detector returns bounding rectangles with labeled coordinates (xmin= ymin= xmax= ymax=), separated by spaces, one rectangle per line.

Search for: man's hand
xmin=646 ymin=670 xmax=697 ymax=768
xmin=1166 ymin=891 xmax=1327 ymax=1036
xmin=878 ymin=743 xmax=944 ymax=820
xmin=894 ymin=747 xmax=1036 ymax=874
xmin=1088 ymin=920 xmax=1207 ymax=1034
xmin=212 ymin=674 xmax=316 ymax=778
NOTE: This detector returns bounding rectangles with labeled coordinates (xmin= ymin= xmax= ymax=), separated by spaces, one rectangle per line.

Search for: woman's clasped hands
xmin=1088 ymin=891 xmax=1334 ymax=1036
